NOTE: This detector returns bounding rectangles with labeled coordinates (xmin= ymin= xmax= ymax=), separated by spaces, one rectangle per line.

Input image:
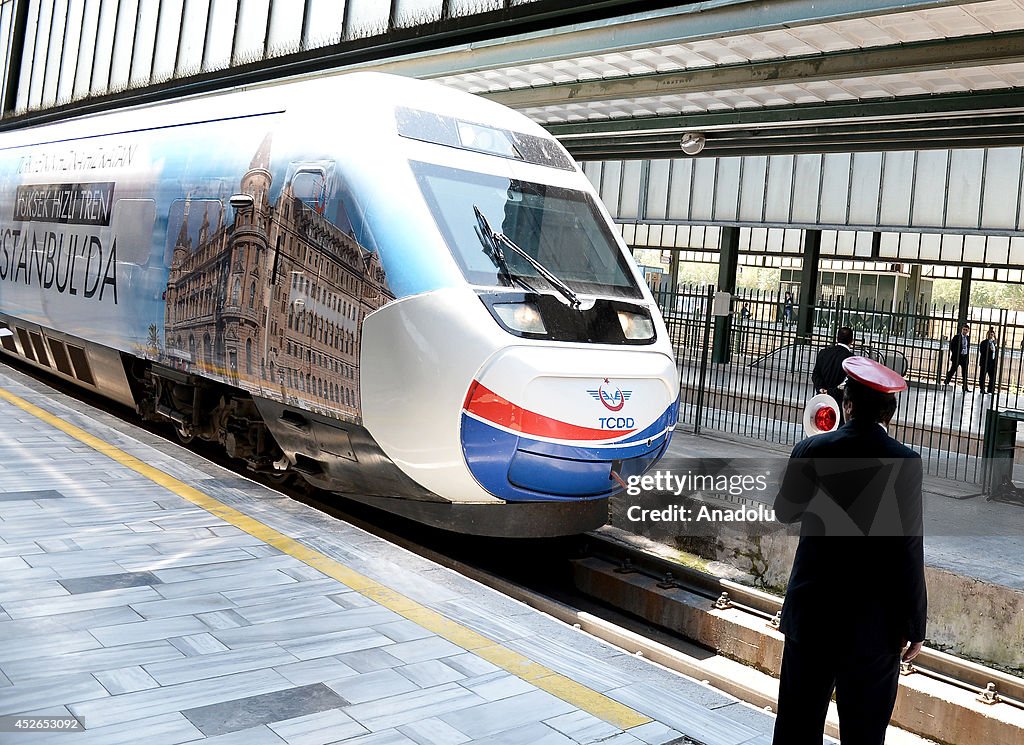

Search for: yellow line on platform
xmin=0 ymin=384 xmax=652 ymax=731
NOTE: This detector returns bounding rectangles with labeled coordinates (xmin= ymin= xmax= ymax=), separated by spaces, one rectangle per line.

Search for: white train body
xmin=0 ymin=72 xmax=679 ymax=536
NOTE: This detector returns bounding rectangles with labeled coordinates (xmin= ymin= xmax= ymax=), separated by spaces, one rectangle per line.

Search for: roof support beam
xmin=566 ymin=134 xmax=1024 ymax=160
xmin=552 ymin=91 xmax=1024 ymax=158
xmin=482 ymin=30 xmax=1024 ymax=110
xmin=548 ymin=91 xmax=1024 ymax=138
xmin=371 ymin=0 xmax=964 ymax=79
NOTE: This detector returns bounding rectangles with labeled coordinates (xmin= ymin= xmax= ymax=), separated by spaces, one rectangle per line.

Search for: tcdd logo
xmin=588 ymin=382 xmax=632 ymax=412
xmin=599 ymin=417 xmax=635 ymax=429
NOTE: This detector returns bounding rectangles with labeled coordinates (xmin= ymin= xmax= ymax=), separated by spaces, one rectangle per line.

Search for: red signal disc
xmin=814 ymin=405 xmax=838 ymax=432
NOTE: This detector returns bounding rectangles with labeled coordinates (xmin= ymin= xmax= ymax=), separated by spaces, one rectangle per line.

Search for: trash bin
xmin=983 ymin=409 xmax=1024 ymax=497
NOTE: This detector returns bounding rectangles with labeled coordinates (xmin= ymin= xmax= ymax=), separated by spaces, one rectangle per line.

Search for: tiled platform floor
xmin=0 ymin=363 xmax=789 ymax=745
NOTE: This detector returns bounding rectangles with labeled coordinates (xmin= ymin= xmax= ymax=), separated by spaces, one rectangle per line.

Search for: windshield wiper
xmin=473 ymin=205 xmax=580 ymax=308
xmin=474 ymin=206 xmax=537 ymax=295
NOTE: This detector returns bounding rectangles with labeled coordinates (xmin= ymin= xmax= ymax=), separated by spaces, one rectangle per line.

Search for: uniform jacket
xmin=811 ymin=344 xmax=854 ymax=395
xmin=774 ymin=421 xmax=927 ymax=650
xmin=949 ymin=333 xmax=970 ymax=359
xmin=979 ymin=339 xmax=997 ymax=369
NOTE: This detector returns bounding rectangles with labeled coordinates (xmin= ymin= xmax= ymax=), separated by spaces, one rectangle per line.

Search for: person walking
xmin=773 ymin=356 xmax=927 ymax=745
xmin=978 ymin=328 xmax=998 ymax=395
xmin=736 ymin=302 xmax=752 ymax=355
xmin=783 ymin=291 xmax=794 ymax=325
xmin=811 ymin=326 xmax=855 ymax=421
xmin=944 ymin=324 xmax=971 ymax=392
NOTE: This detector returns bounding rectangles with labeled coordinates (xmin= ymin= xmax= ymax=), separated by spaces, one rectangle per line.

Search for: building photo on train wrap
xmin=0 ymin=1 xmax=1021 ymax=744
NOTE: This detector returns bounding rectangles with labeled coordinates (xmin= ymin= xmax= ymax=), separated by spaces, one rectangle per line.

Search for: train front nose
xmin=460 ymin=347 xmax=679 ymax=502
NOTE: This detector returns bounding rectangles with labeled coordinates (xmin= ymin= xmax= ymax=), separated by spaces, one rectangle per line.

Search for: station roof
xmin=4 ymin=1 xmax=1021 ymax=162
xmin=371 ymin=0 xmax=1024 ymax=159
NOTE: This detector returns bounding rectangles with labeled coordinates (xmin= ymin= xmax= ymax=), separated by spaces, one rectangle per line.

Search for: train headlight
xmin=493 ymin=302 xmax=547 ymax=334
xmin=617 ymin=310 xmax=654 ymax=340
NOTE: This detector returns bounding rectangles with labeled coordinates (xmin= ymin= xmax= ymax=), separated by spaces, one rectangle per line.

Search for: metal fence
xmin=655 ymin=284 xmax=1024 ymax=483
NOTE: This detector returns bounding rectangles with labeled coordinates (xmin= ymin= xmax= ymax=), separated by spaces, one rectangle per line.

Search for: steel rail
xmin=587 ymin=527 xmax=1024 ymax=709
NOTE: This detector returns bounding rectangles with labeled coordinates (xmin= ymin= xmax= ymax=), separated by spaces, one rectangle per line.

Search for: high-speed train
xmin=0 ymin=72 xmax=679 ymax=537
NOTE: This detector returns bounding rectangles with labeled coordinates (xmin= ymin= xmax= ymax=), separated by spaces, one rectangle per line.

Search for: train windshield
xmin=412 ymin=162 xmax=641 ymax=299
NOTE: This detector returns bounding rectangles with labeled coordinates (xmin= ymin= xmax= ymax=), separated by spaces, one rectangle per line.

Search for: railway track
xmin=583 ymin=530 xmax=1024 ymax=710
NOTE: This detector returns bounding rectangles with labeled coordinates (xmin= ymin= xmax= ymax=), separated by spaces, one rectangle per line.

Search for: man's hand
xmin=902 ymin=640 xmax=924 ymax=663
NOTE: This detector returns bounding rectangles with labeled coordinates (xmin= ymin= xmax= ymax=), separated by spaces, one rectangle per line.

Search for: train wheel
xmin=174 ymin=422 xmax=196 ymax=445
xmin=264 ymin=455 xmax=293 ymax=487
xmin=265 ymin=470 xmax=294 ymax=487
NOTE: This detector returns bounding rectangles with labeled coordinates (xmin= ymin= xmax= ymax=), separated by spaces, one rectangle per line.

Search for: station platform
xmin=0 ymin=361 xmax=813 ymax=745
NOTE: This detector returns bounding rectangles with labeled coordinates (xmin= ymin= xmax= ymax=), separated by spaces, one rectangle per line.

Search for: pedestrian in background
xmin=735 ymin=301 xmax=752 ymax=355
xmin=773 ymin=356 xmax=927 ymax=745
xmin=978 ymin=327 xmax=998 ymax=395
xmin=783 ymin=291 xmax=794 ymax=325
xmin=812 ymin=326 xmax=855 ymax=422
xmin=944 ymin=323 xmax=971 ymax=392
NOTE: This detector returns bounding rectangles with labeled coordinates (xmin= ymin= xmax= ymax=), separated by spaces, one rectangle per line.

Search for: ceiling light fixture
xmin=679 ymin=132 xmax=706 ymax=156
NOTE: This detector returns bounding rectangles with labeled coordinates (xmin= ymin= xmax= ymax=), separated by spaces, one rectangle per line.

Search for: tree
xmin=932 ymin=279 xmax=1024 ymax=311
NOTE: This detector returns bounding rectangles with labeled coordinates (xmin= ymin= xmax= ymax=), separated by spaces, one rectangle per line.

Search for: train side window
xmin=291 ymin=168 xmax=329 ymax=214
xmin=112 ymin=199 xmax=157 ymax=265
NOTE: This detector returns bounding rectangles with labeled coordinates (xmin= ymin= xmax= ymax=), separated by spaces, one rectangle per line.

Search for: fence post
xmin=996 ymin=307 xmax=1008 ymax=411
xmin=712 ymin=227 xmax=740 ymax=364
xmin=693 ymin=284 xmax=715 ymax=435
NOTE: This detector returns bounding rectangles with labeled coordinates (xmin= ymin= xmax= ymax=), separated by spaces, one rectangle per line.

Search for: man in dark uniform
xmin=944 ymin=324 xmax=970 ymax=391
xmin=773 ymin=357 xmax=927 ymax=745
xmin=812 ymin=327 xmax=855 ymax=420
xmin=978 ymin=328 xmax=998 ymax=395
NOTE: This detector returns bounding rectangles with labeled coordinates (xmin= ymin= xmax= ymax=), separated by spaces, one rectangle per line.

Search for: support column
xmin=712 ymin=226 xmax=740 ymax=364
xmin=906 ymin=263 xmax=923 ymax=338
xmin=907 ymin=264 xmax=923 ymax=311
xmin=796 ymin=230 xmax=821 ymax=342
xmin=958 ymin=267 xmax=973 ymax=328
xmin=669 ymin=248 xmax=682 ymax=295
